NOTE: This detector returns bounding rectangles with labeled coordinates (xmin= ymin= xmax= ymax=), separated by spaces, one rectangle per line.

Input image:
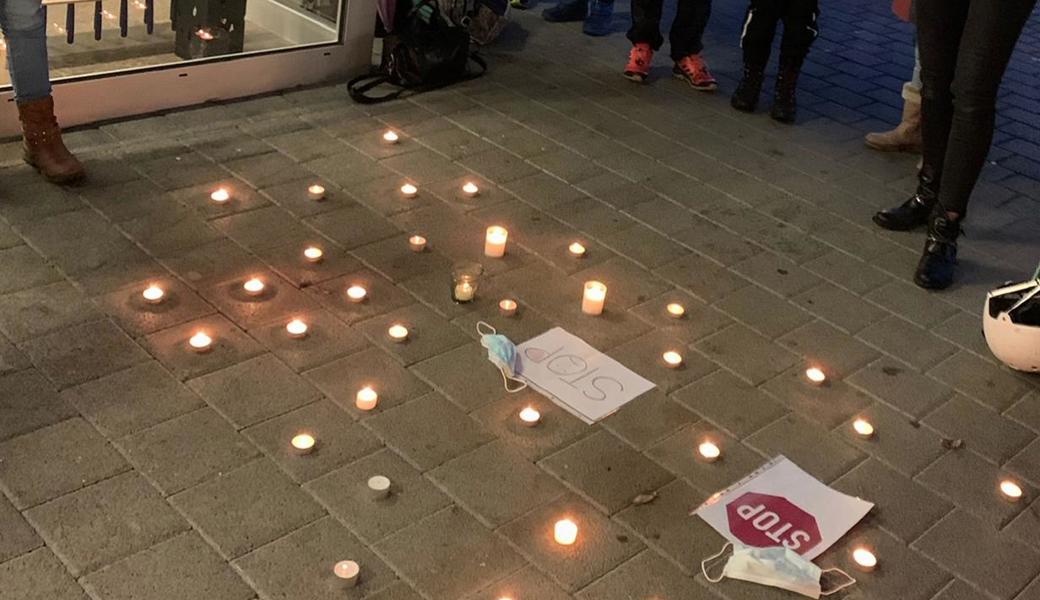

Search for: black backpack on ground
xmin=348 ymin=0 xmax=487 ymax=104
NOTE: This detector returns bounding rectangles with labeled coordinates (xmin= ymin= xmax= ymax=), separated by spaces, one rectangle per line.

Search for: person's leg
xmin=866 ymin=41 xmax=923 ymax=153
xmin=770 ymin=0 xmax=818 ymax=123
xmin=731 ymin=0 xmax=780 ymax=111
xmin=583 ymin=0 xmax=614 ymax=35
xmin=542 ymin=0 xmax=587 ymax=23
xmin=670 ymin=0 xmax=716 ymax=90
xmin=623 ymin=0 xmax=662 ymax=81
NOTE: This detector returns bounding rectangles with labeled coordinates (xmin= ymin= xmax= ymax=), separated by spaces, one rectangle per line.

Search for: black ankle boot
xmin=771 ymin=56 xmax=802 ymax=123
xmin=873 ymin=169 xmax=938 ymax=231
xmin=731 ymin=63 xmax=765 ymax=113
xmin=914 ymin=206 xmax=961 ymax=290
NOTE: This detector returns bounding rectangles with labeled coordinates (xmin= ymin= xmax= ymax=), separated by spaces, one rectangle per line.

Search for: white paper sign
xmin=516 ymin=328 xmax=655 ymax=423
xmin=694 ymin=456 xmax=873 ymax=560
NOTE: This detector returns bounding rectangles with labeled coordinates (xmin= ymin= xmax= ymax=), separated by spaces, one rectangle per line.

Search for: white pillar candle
xmin=499 ymin=299 xmax=518 ymax=317
xmin=554 ymin=519 xmax=578 ymax=546
xmin=666 ymin=303 xmax=685 ymax=319
xmin=581 ymin=281 xmax=607 ymax=316
xmin=367 ymin=475 xmax=391 ymax=500
xmin=189 ymin=332 xmax=213 ymax=353
xmin=355 ymin=387 xmax=379 ymax=411
xmin=462 ymin=182 xmax=480 ymax=198
xmin=484 ymin=226 xmax=508 ymax=258
xmin=851 ymin=548 xmax=877 ymax=572
xmin=303 ymin=246 xmax=324 ymax=264
xmin=1000 ymin=479 xmax=1024 ymax=502
xmin=662 ymin=351 xmax=683 ymax=368
xmin=852 ymin=418 xmax=875 ymax=439
xmin=243 ymin=278 xmax=265 ymax=297
xmin=209 ymin=187 xmax=230 ymax=203
xmin=400 ymin=183 xmax=418 ymax=198
xmin=698 ymin=441 xmax=721 ymax=463
xmin=387 ymin=324 xmax=409 ymax=343
xmin=333 ymin=560 xmax=361 ymax=588
xmin=568 ymin=242 xmax=586 ymax=258
xmin=519 ymin=406 xmax=541 ymax=427
xmin=805 ymin=367 xmax=827 ymax=385
xmin=286 ymin=319 xmax=309 ymax=339
xmin=307 ymin=184 xmax=326 ymax=201
xmin=408 ymin=235 xmax=427 ymax=253
xmin=142 ymin=285 xmax=165 ymax=305
xmin=346 ymin=285 xmax=367 ymax=304
xmin=291 ymin=433 xmax=316 ymax=455
xmin=382 ymin=130 xmax=399 ymax=144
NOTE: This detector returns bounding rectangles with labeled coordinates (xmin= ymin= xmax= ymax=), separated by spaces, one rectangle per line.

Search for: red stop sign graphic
xmin=726 ymin=492 xmax=822 ymax=555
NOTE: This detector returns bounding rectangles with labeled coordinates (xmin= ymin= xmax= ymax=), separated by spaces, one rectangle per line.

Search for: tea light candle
xmin=210 ymin=187 xmax=230 ymax=203
xmin=408 ymin=235 xmax=427 ymax=253
xmin=307 ymin=184 xmax=326 ymax=201
xmin=499 ymin=299 xmax=518 ymax=317
xmin=666 ymin=303 xmax=686 ymax=319
xmin=698 ymin=441 xmax=721 ymax=463
xmin=243 ymin=278 xmax=265 ymax=297
xmin=142 ymin=285 xmax=165 ymax=305
xmin=303 ymin=246 xmax=324 ymax=264
xmin=519 ymin=406 xmax=541 ymax=427
xmin=1000 ymin=479 xmax=1024 ymax=502
xmin=554 ymin=519 xmax=578 ymax=546
xmin=454 ymin=281 xmax=476 ymax=302
xmin=333 ymin=560 xmax=361 ymax=588
xmin=805 ymin=367 xmax=827 ymax=385
xmin=355 ymin=387 xmax=379 ymax=411
xmin=485 ymin=226 xmax=508 ymax=258
xmin=852 ymin=418 xmax=875 ymax=439
xmin=462 ymin=182 xmax=480 ymax=198
xmin=400 ymin=183 xmax=418 ymax=198
xmin=383 ymin=130 xmax=399 ymax=144
xmin=663 ymin=351 xmax=683 ymax=368
xmin=387 ymin=324 xmax=409 ymax=343
xmin=291 ymin=433 xmax=316 ymax=455
xmin=189 ymin=332 xmax=213 ymax=353
xmin=286 ymin=319 xmax=309 ymax=339
xmin=851 ymin=547 xmax=878 ymax=572
xmin=346 ymin=285 xmax=367 ymax=304
xmin=367 ymin=475 xmax=391 ymax=500
xmin=568 ymin=242 xmax=587 ymax=258
xmin=582 ymin=281 xmax=607 ymax=316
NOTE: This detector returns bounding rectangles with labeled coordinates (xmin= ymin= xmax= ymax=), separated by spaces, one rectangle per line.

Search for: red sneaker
xmin=674 ymin=53 xmax=718 ymax=92
xmin=624 ymin=43 xmax=653 ymax=83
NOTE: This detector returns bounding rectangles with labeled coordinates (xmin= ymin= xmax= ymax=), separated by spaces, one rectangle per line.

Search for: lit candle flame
xmin=554 ymin=519 xmax=578 ymax=546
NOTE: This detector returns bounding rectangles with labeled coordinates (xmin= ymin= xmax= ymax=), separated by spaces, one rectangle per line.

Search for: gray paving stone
xmin=267 ymin=128 xmax=347 ymax=162
xmin=305 ymin=347 xmax=430 ymax=418
xmin=352 ymin=235 xmax=456 ymax=284
xmin=255 ymin=241 xmax=365 ymax=289
xmin=119 ymin=205 xmax=225 ymax=257
xmin=0 ymin=493 xmax=41 ymax=563
xmin=603 ymin=223 xmax=693 ymax=270
xmin=916 ymin=510 xmax=1040 ymax=600
xmin=540 ymin=430 xmax=674 ymax=515
xmin=304 ymin=204 xmax=400 ymax=251
xmin=933 ymin=580 xmax=992 ymax=600
xmin=601 ymin=389 xmax=697 ymax=450
xmin=0 ymin=548 xmax=87 ymax=600
xmin=497 ymin=494 xmax=643 ymax=593
xmin=170 ymin=458 xmax=325 ymax=559
xmin=411 ymin=342 xmax=514 ymax=413
xmin=818 ymin=526 xmax=950 ymax=600
xmin=716 ymin=284 xmax=814 ymax=339
xmin=763 ymin=367 xmax=874 ymax=429
xmin=187 ymin=354 xmax=321 ymax=429
xmin=836 ymin=402 xmax=947 ymax=477
xmin=0 ymin=369 xmax=77 ymax=442
xmin=457 ymin=148 xmax=541 ymax=183
xmin=1008 ymin=439 xmax=1040 ymax=489
xmin=576 ymin=549 xmax=702 ymax=600
xmin=630 ymin=291 xmax=733 ymax=343
xmin=80 ymin=531 xmax=254 ymax=600
xmin=18 ymin=319 xmax=149 ymax=389
xmin=140 ymin=315 xmax=264 ymax=381
xmin=470 ymin=389 xmax=592 ymax=461
xmin=802 ymin=250 xmax=893 ymax=296
xmin=158 ymin=239 xmax=268 ymax=291
xmin=365 ymin=392 xmax=493 ymax=470
xmin=0 ymin=334 xmax=30 ymax=376
xmin=200 ymin=270 xmax=323 ymax=330
xmin=243 ymin=400 xmax=383 ymax=483
xmin=250 ymin=309 xmax=367 ymax=372
xmin=166 ymin=178 xmax=271 ymax=221
xmin=673 ymin=369 xmax=788 ymax=439
xmin=0 ymin=418 xmax=129 ymax=509
xmin=731 ymin=252 xmax=823 ymax=298
xmin=745 ymin=414 xmax=865 ymax=483
xmin=368 ymin=581 xmax=425 ymax=600
xmin=502 ymin=172 xmax=588 ymax=210
xmin=305 ymin=448 xmax=451 ymax=543
xmin=865 ymin=280 xmax=961 ymax=328
xmin=224 ymin=152 xmax=313 ymax=189
xmin=309 ymin=270 xmax=416 ymax=326
xmin=918 ymin=451 xmax=1034 ymax=529
xmin=607 ymin=332 xmax=715 ymax=394
xmin=261 ymin=176 xmax=346 ymax=219
xmin=23 ymin=472 xmax=189 ymax=577
xmin=925 ymin=395 xmax=1035 ymax=464
xmin=357 ymin=304 xmax=471 ymax=367
xmin=1009 ymin=391 xmax=1040 ymax=433
xmin=462 ymin=565 xmax=572 ymax=600
xmin=778 ymin=320 xmax=881 ymax=378
xmin=695 ymin=324 xmax=799 ymax=386
xmin=793 ymin=282 xmax=890 ymax=335
xmin=234 ymin=516 xmax=396 ymax=599
xmin=929 ymin=351 xmax=1035 ymax=413
xmin=0 ymin=245 xmax=62 ymax=295
xmin=0 ymin=281 xmax=102 ymax=343
xmin=647 ymin=421 xmax=768 ymax=495
xmin=211 ymin=206 xmax=317 ymax=252
xmin=847 ymin=358 xmax=955 ymax=418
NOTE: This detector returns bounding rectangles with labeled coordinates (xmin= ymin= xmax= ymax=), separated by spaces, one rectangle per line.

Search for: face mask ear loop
xmin=820 ymin=568 xmax=857 ymax=596
xmin=701 ymin=542 xmax=733 ymax=583
xmin=500 ymin=369 xmax=528 ymax=393
xmin=476 ymin=321 xmax=497 ymax=337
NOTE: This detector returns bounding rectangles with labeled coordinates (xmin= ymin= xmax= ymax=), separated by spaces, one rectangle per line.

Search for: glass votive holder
xmin=451 ymin=262 xmax=483 ymax=304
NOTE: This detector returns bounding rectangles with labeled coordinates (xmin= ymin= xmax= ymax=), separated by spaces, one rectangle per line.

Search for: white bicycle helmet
xmin=983 ymin=269 xmax=1040 ymax=373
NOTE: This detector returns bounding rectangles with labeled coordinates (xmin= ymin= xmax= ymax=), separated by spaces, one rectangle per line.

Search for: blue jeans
xmin=1 ymin=0 xmax=52 ymax=102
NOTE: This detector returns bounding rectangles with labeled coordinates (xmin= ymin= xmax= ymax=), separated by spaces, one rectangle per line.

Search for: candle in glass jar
xmin=142 ymin=285 xmax=165 ymax=305
xmin=454 ymin=282 xmax=476 ymax=302
xmin=286 ymin=319 xmax=309 ymax=339
xmin=243 ymin=278 xmax=265 ymax=297
xmin=303 ymin=246 xmax=324 ymax=264
xmin=568 ymin=242 xmax=586 ymax=258
xmin=387 ymin=324 xmax=409 ymax=343
xmin=462 ymin=182 xmax=480 ymax=197
xmin=210 ymin=187 xmax=230 ymax=203
xmin=582 ymin=281 xmax=607 ymax=316
xmin=355 ymin=387 xmax=379 ymax=411
xmin=484 ymin=226 xmax=508 ymax=258
xmin=499 ymin=299 xmax=518 ymax=317
xmin=291 ymin=433 xmax=316 ymax=455
xmin=346 ymin=285 xmax=367 ymax=304
xmin=400 ymin=183 xmax=418 ymax=198
xmin=408 ymin=235 xmax=427 ymax=253
xmin=307 ymin=184 xmax=326 ymax=201
xmin=383 ymin=130 xmax=399 ymax=144
xmin=189 ymin=331 xmax=213 ymax=353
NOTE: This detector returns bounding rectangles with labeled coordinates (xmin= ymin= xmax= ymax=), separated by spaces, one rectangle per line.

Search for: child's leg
xmin=740 ymin=0 xmax=782 ymax=67
xmin=778 ymin=0 xmax=819 ymax=64
xmin=627 ymin=0 xmax=665 ymax=52
xmin=668 ymin=0 xmax=711 ymax=60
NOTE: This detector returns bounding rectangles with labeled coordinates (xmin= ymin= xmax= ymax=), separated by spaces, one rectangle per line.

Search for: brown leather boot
xmin=18 ymin=96 xmax=86 ymax=185
xmin=865 ymin=98 xmax=922 ymax=153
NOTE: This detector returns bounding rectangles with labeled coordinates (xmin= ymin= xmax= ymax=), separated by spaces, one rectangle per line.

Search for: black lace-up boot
xmin=731 ymin=63 xmax=765 ymax=113
xmin=873 ymin=168 xmax=938 ymax=231
xmin=770 ymin=55 xmax=803 ymax=123
xmin=913 ymin=205 xmax=961 ymax=290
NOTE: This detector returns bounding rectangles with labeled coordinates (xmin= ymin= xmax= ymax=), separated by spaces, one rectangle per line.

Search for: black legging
xmin=917 ymin=0 xmax=1036 ymax=216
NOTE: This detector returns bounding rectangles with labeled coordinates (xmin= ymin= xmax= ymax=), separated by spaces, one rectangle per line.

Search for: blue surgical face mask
xmin=702 ymin=543 xmax=855 ymax=599
xmin=477 ymin=322 xmax=527 ymax=392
